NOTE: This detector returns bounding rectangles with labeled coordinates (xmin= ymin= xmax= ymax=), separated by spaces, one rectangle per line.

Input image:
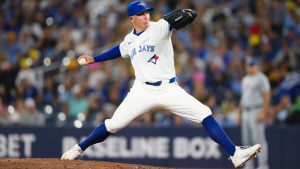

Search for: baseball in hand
xmin=78 ymin=57 xmax=87 ymax=65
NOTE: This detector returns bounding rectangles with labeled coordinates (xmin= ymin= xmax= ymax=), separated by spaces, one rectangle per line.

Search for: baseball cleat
xmin=230 ymin=144 xmax=261 ymax=168
xmin=61 ymin=144 xmax=83 ymax=160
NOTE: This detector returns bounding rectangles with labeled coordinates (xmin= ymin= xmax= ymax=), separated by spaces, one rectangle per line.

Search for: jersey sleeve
xmin=155 ymin=19 xmax=173 ymax=39
xmin=119 ymin=39 xmax=130 ymax=58
xmin=260 ymin=74 xmax=271 ymax=92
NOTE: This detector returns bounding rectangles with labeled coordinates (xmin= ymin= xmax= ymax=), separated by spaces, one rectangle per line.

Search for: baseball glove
xmin=163 ymin=9 xmax=198 ymax=30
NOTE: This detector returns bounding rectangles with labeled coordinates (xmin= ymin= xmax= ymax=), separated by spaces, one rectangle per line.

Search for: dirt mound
xmin=0 ymin=158 xmax=174 ymax=169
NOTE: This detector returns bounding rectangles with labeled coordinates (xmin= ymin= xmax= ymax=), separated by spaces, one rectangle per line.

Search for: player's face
xmin=246 ymin=65 xmax=257 ymax=75
xmin=130 ymin=11 xmax=150 ymax=31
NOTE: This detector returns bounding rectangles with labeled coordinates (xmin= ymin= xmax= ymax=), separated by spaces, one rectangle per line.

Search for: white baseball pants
xmin=105 ymin=80 xmax=212 ymax=133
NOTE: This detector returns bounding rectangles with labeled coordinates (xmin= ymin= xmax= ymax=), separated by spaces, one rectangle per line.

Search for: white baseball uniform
xmin=104 ymin=19 xmax=211 ymax=133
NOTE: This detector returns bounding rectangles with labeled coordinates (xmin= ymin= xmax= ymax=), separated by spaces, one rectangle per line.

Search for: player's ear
xmin=129 ymin=16 xmax=133 ymax=22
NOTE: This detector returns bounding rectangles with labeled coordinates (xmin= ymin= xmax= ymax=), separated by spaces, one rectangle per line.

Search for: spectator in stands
xmin=64 ymin=84 xmax=89 ymax=120
xmin=21 ymin=98 xmax=46 ymax=126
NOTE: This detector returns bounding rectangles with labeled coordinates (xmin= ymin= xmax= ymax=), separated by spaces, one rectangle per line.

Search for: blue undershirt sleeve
xmin=93 ymin=45 xmax=121 ymax=62
xmin=169 ymin=24 xmax=173 ymax=31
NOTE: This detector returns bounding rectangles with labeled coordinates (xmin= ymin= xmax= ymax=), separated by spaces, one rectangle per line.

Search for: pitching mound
xmin=0 ymin=158 xmax=174 ymax=169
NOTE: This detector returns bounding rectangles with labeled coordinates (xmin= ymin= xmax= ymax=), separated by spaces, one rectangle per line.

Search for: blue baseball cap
xmin=127 ymin=1 xmax=154 ymax=16
xmin=245 ymin=57 xmax=257 ymax=67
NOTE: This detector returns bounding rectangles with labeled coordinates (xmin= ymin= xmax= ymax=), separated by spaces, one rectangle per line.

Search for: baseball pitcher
xmin=62 ymin=1 xmax=261 ymax=168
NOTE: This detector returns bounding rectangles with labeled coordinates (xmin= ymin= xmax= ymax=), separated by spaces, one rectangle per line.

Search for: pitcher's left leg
xmin=162 ymin=84 xmax=261 ymax=168
xmin=162 ymin=85 xmax=236 ymax=156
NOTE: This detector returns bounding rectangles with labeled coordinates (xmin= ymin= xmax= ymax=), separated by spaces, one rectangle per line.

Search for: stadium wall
xmin=0 ymin=126 xmax=299 ymax=169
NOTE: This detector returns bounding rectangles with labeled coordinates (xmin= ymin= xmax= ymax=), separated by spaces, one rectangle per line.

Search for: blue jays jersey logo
xmin=148 ymin=54 xmax=159 ymax=65
xmin=130 ymin=45 xmax=155 ymax=59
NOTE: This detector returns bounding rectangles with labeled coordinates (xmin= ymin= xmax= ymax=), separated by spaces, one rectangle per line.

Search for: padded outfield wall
xmin=0 ymin=126 xmax=299 ymax=169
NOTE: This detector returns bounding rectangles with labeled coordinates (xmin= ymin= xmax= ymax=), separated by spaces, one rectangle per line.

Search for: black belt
xmin=244 ymin=105 xmax=262 ymax=111
xmin=145 ymin=77 xmax=176 ymax=86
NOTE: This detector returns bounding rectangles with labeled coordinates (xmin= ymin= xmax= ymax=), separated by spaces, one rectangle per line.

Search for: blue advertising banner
xmin=0 ymin=126 xmax=299 ymax=169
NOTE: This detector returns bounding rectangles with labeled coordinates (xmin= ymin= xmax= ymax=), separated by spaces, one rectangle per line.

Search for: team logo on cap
xmin=138 ymin=1 xmax=147 ymax=7
xmin=148 ymin=54 xmax=159 ymax=65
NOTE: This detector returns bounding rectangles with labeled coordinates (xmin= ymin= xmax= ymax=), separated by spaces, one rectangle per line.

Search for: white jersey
xmin=119 ymin=19 xmax=175 ymax=82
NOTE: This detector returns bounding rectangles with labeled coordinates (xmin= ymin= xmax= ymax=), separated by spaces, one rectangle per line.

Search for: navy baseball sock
xmin=202 ymin=115 xmax=236 ymax=156
xmin=78 ymin=123 xmax=111 ymax=151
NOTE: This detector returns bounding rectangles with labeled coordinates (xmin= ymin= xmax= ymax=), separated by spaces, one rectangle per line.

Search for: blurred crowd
xmin=0 ymin=0 xmax=300 ymax=128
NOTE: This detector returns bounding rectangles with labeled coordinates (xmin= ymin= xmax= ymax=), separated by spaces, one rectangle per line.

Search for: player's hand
xmin=77 ymin=55 xmax=94 ymax=65
xmin=257 ymin=111 xmax=266 ymax=123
